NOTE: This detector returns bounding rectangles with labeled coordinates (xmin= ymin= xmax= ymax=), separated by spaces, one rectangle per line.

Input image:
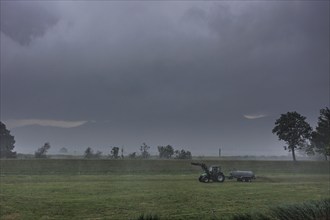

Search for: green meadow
xmin=0 ymin=160 xmax=329 ymax=219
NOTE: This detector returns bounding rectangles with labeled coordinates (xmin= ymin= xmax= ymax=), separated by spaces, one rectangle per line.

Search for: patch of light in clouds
xmin=243 ymin=114 xmax=267 ymax=120
xmin=5 ymin=119 xmax=88 ymax=129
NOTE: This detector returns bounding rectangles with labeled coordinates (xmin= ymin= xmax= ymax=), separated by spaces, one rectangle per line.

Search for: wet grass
xmin=0 ymin=160 xmax=329 ymax=219
xmin=229 ymin=198 xmax=330 ymax=220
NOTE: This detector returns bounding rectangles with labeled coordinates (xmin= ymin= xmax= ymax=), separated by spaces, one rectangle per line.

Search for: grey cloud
xmin=1 ymin=2 xmax=328 ymax=155
xmin=0 ymin=1 xmax=59 ymax=45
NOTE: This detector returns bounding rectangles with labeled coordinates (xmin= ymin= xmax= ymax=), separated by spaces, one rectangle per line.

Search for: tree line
xmin=83 ymin=143 xmax=192 ymax=160
xmin=0 ymin=124 xmax=192 ymax=159
xmin=0 ymin=107 xmax=329 ymax=161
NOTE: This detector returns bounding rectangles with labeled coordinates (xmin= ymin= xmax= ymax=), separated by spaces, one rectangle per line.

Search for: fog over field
xmin=1 ymin=1 xmax=329 ymax=156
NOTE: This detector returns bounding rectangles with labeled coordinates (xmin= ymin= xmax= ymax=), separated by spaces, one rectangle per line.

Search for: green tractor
xmin=191 ymin=162 xmax=225 ymax=183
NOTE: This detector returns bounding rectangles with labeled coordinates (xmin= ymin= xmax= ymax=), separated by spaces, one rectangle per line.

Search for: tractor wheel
xmin=201 ymin=176 xmax=209 ymax=183
xmin=217 ymin=174 xmax=225 ymax=182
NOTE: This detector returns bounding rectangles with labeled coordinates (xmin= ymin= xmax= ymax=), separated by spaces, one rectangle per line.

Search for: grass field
xmin=0 ymin=159 xmax=329 ymax=219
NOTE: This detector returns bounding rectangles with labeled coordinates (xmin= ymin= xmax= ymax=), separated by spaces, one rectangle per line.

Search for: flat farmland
xmin=0 ymin=160 xmax=329 ymax=219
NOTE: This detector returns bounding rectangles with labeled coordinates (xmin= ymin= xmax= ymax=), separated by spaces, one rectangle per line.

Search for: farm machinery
xmin=228 ymin=170 xmax=256 ymax=182
xmin=191 ymin=162 xmax=225 ymax=183
xmin=191 ymin=162 xmax=255 ymax=183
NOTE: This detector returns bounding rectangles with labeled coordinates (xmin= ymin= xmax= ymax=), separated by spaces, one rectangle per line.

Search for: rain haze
xmin=1 ymin=1 xmax=329 ymax=156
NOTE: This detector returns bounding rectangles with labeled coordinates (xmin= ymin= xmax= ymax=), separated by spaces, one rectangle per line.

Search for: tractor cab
xmin=209 ymin=165 xmax=221 ymax=174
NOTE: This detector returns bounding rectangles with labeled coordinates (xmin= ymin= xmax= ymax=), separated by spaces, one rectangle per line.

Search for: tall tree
xmin=272 ymin=112 xmax=312 ymax=161
xmin=35 ymin=142 xmax=51 ymax=158
xmin=0 ymin=122 xmax=16 ymax=158
xmin=311 ymin=108 xmax=330 ymax=160
xmin=84 ymin=147 xmax=94 ymax=159
xmin=140 ymin=143 xmax=150 ymax=159
xmin=110 ymin=146 xmax=120 ymax=159
xmin=158 ymin=145 xmax=174 ymax=159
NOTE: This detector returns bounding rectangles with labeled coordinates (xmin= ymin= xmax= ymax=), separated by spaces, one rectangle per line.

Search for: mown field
xmin=0 ymin=159 xmax=329 ymax=220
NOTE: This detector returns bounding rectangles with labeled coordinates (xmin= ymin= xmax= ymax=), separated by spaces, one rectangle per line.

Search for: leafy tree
xmin=272 ymin=111 xmax=312 ymax=161
xmin=311 ymin=108 xmax=330 ymax=160
xmin=174 ymin=149 xmax=192 ymax=159
xmin=35 ymin=142 xmax=51 ymax=158
xmin=158 ymin=145 xmax=174 ymax=159
xmin=0 ymin=122 xmax=16 ymax=158
xmin=140 ymin=143 xmax=150 ymax=159
xmin=110 ymin=146 xmax=120 ymax=159
xmin=84 ymin=147 xmax=102 ymax=159
xmin=84 ymin=147 xmax=94 ymax=159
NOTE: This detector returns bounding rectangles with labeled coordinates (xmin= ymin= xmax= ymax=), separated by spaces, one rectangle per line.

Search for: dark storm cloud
xmin=0 ymin=1 xmax=59 ymax=45
xmin=1 ymin=2 xmax=328 ymax=155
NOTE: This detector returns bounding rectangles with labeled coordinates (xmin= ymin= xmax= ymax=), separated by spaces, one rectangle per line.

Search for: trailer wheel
xmin=242 ymin=177 xmax=251 ymax=182
xmin=217 ymin=174 xmax=225 ymax=182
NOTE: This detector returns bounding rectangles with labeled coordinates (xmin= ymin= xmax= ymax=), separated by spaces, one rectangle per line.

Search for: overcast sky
xmin=1 ymin=1 xmax=329 ymax=156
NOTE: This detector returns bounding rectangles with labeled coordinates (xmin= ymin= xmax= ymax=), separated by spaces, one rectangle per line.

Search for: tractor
xmin=191 ymin=162 xmax=225 ymax=183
